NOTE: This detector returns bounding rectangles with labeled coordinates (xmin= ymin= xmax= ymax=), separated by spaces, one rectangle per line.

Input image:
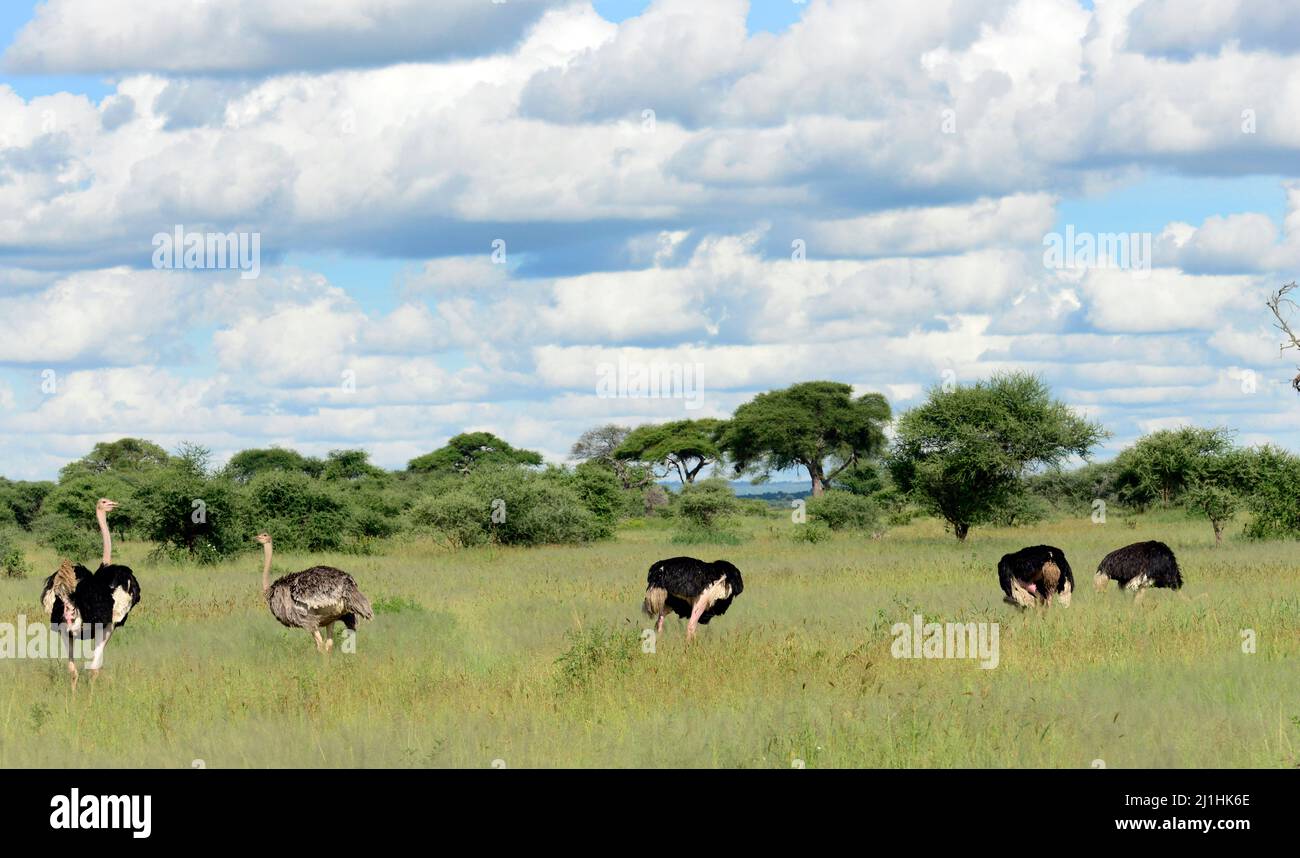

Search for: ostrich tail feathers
xmin=643 ymin=586 xmax=667 ymax=618
xmin=54 ymin=560 xmax=78 ymax=595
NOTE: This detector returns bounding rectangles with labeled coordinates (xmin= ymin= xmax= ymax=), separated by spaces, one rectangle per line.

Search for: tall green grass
xmin=0 ymin=511 xmax=1295 ymax=768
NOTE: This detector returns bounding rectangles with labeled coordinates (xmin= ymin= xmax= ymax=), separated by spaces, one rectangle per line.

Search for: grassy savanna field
xmin=1 ymin=511 xmax=1297 ymax=768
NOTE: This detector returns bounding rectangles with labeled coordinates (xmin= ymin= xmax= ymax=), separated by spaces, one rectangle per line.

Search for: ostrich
xmin=255 ymin=534 xmax=373 ymax=652
xmin=997 ymin=544 xmax=1074 ymax=608
xmin=1094 ymin=541 xmax=1183 ymax=599
xmin=39 ymin=499 xmax=141 ymax=688
xmin=642 ymin=556 xmax=744 ymax=640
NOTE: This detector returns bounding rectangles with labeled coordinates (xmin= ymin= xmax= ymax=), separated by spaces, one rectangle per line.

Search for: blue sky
xmin=1 ymin=0 xmax=1298 ymax=481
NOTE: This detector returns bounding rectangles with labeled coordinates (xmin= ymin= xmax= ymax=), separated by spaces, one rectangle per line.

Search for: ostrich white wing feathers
xmin=111 ymin=586 xmax=136 ymax=625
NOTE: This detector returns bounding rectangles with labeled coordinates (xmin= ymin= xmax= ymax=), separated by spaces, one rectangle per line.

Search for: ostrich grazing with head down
xmin=255 ymin=534 xmax=373 ymax=651
xmin=642 ymin=556 xmax=744 ymax=640
xmin=39 ymin=499 xmax=141 ymax=688
xmin=1094 ymin=540 xmax=1183 ymax=599
xmin=998 ymin=545 xmax=1074 ymax=608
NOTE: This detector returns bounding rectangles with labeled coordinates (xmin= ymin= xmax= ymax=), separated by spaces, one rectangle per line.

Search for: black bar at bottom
xmin=5 ymin=769 xmax=1282 ymax=845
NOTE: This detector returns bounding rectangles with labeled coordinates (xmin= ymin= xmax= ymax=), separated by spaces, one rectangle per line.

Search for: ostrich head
xmin=96 ymin=498 xmax=118 ymax=514
xmin=254 ymin=533 xmax=272 ymax=546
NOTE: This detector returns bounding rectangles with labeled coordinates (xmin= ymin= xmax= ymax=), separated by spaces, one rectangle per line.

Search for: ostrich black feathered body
xmin=643 ymin=556 xmax=744 ymax=624
xmin=40 ymin=562 xmax=141 ymax=638
xmin=266 ymin=566 xmax=374 ymax=631
xmin=1097 ymin=541 xmax=1183 ymax=589
xmin=997 ymin=545 xmax=1074 ymax=601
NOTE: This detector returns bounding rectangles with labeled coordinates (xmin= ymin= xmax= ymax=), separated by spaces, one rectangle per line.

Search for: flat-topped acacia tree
xmin=720 ymin=381 xmax=891 ymax=497
xmin=614 ymin=419 xmax=725 ymax=485
xmin=889 ymin=372 xmax=1105 ymax=541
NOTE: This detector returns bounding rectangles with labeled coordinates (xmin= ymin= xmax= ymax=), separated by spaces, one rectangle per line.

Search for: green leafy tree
xmin=240 ymin=470 xmax=355 ymax=553
xmin=40 ymin=472 xmax=141 ymax=544
xmin=407 ymin=432 xmax=543 ymax=476
xmin=225 ymin=447 xmax=325 ymax=483
xmin=1025 ymin=461 xmax=1121 ymax=514
xmin=322 ymin=449 xmax=387 ymax=482
xmin=615 ymin=419 xmax=724 ymax=485
xmin=0 ymin=479 xmax=54 ymax=530
xmin=59 ymin=438 xmax=170 ymax=481
xmin=1113 ymin=427 xmax=1235 ymax=508
xmin=133 ymin=446 xmax=244 ymax=562
xmin=1240 ymin=445 xmax=1300 ymax=540
xmin=1182 ymin=447 xmax=1252 ymax=545
xmin=1185 ymin=485 xmax=1239 ymax=546
xmin=721 ymin=381 xmax=890 ymax=496
xmin=890 ymin=373 xmax=1104 ymax=541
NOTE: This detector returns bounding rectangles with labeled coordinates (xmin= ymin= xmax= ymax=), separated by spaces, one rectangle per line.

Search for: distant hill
xmin=729 ymin=481 xmax=811 ymax=497
xmin=660 ymin=480 xmax=812 ymax=499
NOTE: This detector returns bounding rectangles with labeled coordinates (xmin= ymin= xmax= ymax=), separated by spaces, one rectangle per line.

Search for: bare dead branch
xmin=1266 ymin=282 xmax=1300 ymax=391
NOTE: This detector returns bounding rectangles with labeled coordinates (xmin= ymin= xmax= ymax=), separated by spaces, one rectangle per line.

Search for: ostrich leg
xmin=64 ymin=629 xmax=78 ymax=690
xmin=87 ymin=625 xmax=113 ymax=680
xmin=312 ymin=629 xmax=326 ymax=652
xmin=655 ymin=607 xmax=668 ymax=636
xmin=324 ymin=622 xmax=335 ymax=652
xmin=686 ymin=597 xmax=708 ymax=640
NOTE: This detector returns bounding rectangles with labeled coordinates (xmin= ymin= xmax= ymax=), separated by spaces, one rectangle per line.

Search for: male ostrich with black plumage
xmin=642 ymin=556 xmax=744 ymax=640
xmin=998 ymin=544 xmax=1074 ymax=608
xmin=255 ymin=533 xmax=373 ymax=651
xmin=40 ymin=499 xmax=141 ymax=688
xmin=1094 ymin=540 xmax=1183 ymax=599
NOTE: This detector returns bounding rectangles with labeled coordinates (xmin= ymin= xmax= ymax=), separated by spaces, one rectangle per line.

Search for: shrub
xmin=0 ymin=529 xmax=31 ymax=578
xmin=671 ymin=479 xmax=745 ymax=544
xmin=674 ymin=479 xmax=741 ymax=528
xmin=411 ymin=466 xmax=609 ymax=548
xmin=240 ymin=471 xmax=354 ymax=553
xmin=133 ymin=462 xmax=245 ymax=562
xmin=568 ymin=463 xmax=624 ymax=538
xmin=791 ymin=521 xmax=832 ymax=544
xmin=554 ymin=625 xmax=639 ymax=692
xmin=1242 ymin=446 xmax=1300 ymax=540
xmin=806 ymin=490 xmax=880 ymax=531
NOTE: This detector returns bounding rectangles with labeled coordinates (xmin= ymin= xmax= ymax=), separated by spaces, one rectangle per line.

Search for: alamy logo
xmin=1042 ymin=225 xmax=1151 ymax=276
xmin=891 ymin=613 xmax=999 ymax=669
xmin=0 ymin=615 xmax=111 ymax=661
xmin=50 ymin=788 xmax=151 ymax=839
xmin=152 ymin=225 xmax=261 ymax=279
xmin=595 ymin=357 xmax=704 ymax=410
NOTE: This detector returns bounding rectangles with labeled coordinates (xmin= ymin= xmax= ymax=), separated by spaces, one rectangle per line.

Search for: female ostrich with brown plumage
xmin=254 ymin=533 xmax=373 ymax=651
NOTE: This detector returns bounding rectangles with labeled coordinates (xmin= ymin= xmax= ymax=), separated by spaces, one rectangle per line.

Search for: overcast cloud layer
xmin=0 ymin=0 xmax=1298 ymax=479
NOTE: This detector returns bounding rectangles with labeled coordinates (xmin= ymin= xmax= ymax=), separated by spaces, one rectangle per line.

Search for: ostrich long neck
xmin=261 ymin=543 xmax=273 ymax=595
xmin=97 ymin=508 xmax=112 ymax=567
